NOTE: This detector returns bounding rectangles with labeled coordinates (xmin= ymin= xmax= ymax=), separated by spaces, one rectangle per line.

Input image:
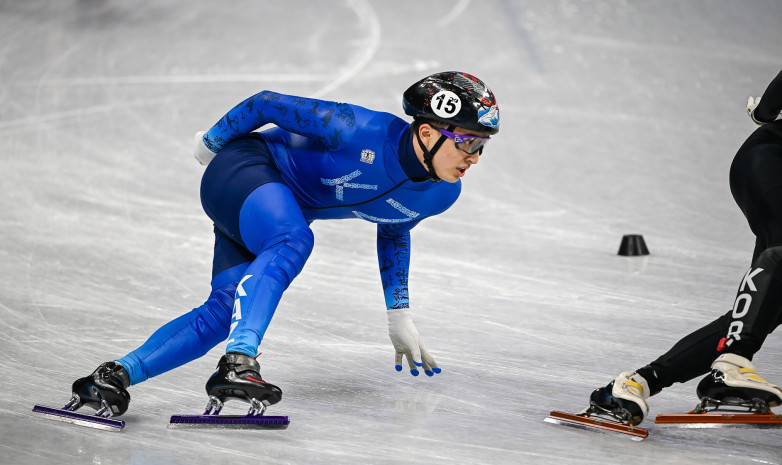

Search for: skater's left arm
xmin=194 ymin=91 xmax=357 ymax=165
xmin=377 ymin=221 xmax=440 ymax=377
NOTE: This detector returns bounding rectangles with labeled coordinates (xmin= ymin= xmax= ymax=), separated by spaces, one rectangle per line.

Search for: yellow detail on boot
xmin=739 ymin=367 xmax=768 ymax=383
xmin=624 ymin=380 xmax=645 ymax=396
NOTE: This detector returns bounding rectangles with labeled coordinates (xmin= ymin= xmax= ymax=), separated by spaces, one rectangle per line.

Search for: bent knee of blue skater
xmin=267 ymin=227 xmax=315 ymax=283
xmin=198 ymin=282 xmax=239 ymax=332
xmin=287 ymin=227 xmax=315 ymax=261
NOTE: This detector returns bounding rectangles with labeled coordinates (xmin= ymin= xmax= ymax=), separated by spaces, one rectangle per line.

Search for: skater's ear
xmin=415 ymin=119 xmax=445 ymax=145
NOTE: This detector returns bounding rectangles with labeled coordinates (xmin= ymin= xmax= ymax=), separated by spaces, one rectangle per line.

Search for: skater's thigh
xmin=200 ymin=134 xmax=284 ymax=247
xmin=731 ymin=142 xmax=782 ymax=250
xmin=238 ymin=183 xmax=310 ymax=256
xmin=210 ymin=227 xmax=254 ymax=284
xmin=745 ymin=187 xmax=782 ymax=256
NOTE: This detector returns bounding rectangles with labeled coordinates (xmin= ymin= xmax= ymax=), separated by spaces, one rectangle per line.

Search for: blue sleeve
xmin=203 ymin=91 xmax=357 ymax=151
xmin=377 ymin=220 xmax=421 ymax=310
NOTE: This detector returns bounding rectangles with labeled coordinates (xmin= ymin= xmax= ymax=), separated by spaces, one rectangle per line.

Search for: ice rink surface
xmin=2 ymin=1 xmax=782 ymax=463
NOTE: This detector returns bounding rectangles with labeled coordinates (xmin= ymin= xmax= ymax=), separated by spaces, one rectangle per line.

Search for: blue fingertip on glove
xmin=432 ymin=367 xmax=442 ymax=374
xmin=395 ymin=365 xmax=403 ymax=372
xmin=409 ymin=361 xmax=423 ymax=376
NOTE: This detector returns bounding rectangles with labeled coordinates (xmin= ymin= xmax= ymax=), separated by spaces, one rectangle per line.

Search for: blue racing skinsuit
xmin=118 ymin=91 xmax=460 ymax=385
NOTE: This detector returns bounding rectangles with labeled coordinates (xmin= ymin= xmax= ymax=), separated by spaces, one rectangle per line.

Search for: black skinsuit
xmin=637 ymin=69 xmax=782 ymax=395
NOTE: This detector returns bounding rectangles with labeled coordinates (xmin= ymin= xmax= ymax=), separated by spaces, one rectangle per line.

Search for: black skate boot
xmin=205 ymin=353 xmax=282 ymax=413
xmin=71 ymin=361 xmax=131 ymax=417
xmin=696 ymin=353 xmax=782 ymax=413
xmin=589 ymin=372 xmax=650 ymax=425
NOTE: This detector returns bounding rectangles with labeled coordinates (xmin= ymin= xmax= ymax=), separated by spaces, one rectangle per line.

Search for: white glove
xmin=386 ymin=308 xmax=440 ymax=377
xmin=747 ymin=96 xmax=763 ymax=126
xmin=194 ymin=131 xmax=217 ymax=165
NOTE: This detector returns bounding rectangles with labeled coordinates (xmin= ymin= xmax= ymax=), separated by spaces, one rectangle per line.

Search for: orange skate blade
xmin=545 ymin=410 xmax=648 ymax=441
xmin=655 ymin=409 xmax=782 ymax=428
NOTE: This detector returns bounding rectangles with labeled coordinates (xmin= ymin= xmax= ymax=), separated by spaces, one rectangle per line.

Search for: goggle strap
xmin=429 ymin=124 xmax=453 ymax=154
xmin=412 ymin=121 xmax=442 ymax=182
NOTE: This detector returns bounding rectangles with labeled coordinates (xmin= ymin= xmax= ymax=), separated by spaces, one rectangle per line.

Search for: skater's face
xmin=416 ymin=123 xmax=488 ymax=183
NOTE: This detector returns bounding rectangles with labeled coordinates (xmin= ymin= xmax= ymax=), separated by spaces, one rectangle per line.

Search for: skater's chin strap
xmin=412 ymin=120 xmax=453 ymax=182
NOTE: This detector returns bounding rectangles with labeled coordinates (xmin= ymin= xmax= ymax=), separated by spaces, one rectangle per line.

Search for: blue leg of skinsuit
xmin=117 ymin=232 xmax=252 ymax=385
xmin=226 ymin=184 xmax=313 ymax=356
xmin=116 ymin=135 xmax=312 ymax=385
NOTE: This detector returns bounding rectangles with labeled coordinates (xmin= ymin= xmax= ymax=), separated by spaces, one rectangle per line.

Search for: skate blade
xmin=32 ymin=405 xmax=125 ymax=432
xmin=655 ymin=410 xmax=782 ymax=429
xmin=168 ymin=414 xmax=289 ymax=430
xmin=545 ymin=410 xmax=648 ymax=441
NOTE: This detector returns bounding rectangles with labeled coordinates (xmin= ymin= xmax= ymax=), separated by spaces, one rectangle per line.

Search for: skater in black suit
xmin=591 ymin=68 xmax=782 ymax=425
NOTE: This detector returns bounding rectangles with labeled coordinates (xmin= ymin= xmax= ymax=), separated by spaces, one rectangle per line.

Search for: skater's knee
xmin=752 ymin=246 xmax=782 ymax=283
xmin=755 ymin=246 xmax=782 ymax=266
xmin=197 ymin=282 xmax=238 ymax=332
xmin=286 ymin=226 xmax=314 ymax=260
xmin=258 ymin=227 xmax=314 ymax=287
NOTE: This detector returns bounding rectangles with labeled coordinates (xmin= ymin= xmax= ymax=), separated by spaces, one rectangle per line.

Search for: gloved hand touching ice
xmin=387 ymin=308 xmax=441 ymax=377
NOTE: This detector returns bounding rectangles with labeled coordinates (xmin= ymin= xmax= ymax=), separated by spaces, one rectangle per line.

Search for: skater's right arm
xmin=193 ymin=91 xmax=358 ymax=165
xmin=377 ymin=222 xmax=440 ymax=377
xmin=748 ymin=68 xmax=782 ymax=125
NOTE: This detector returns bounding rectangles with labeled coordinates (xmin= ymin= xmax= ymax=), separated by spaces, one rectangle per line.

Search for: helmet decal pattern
xmin=454 ymin=73 xmax=499 ymax=131
xmin=402 ymin=71 xmax=500 ymax=134
xmin=478 ymin=105 xmax=500 ymax=130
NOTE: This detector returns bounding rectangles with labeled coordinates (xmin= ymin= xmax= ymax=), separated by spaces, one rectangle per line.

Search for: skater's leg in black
xmin=635 ymin=246 xmax=782 ymax=394
xmin=635 ymin=128 xmax=782 ymax=395
xmin=719 ymin=245 xmax=782 ymax=357
xmin=696 ymin=250 xmax=782 ymax=409
xmin=693 ymin=242 xmax=782 ymax=408
xmin=635 ymin=312 xmax=733 ymax=395
xmin=724 ymin=132 xmax=782 ymax=355
xmin=686 ymin=105 xmax=782 ymax=409
xmin=729 ymin=132 xmax=782 ymax=253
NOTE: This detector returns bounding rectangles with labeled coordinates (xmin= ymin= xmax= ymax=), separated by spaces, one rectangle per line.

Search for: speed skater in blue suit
xmin=69 ymin=71 xmax=501 ymax=417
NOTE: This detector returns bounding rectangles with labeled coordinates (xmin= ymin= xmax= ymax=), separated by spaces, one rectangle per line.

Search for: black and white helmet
xmin=403 ymin=71 xmax=500 ymax=135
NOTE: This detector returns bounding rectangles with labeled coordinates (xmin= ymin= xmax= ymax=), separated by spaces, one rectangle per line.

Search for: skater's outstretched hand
xmin=387 ymin=308 xmax=441 ymax=377
xmin=194 ymin=131 xmax=217 ymax=165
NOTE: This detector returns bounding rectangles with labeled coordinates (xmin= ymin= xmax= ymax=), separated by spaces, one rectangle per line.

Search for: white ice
xmin=2 ymin=1 xmax=782 ymax=464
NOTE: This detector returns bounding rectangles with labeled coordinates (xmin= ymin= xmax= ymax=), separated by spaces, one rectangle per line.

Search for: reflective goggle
xmin=437 ymin=128 xmax=490 ymax=155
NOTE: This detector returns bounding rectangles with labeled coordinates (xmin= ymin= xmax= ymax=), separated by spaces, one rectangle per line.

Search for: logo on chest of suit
xmin=322 ymin=170 xmax=421 ymax=223
xmin=360 ymin=149 xmax=375 ymax=164
xmin=321 ymin=170 xmax=377 ymax=201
